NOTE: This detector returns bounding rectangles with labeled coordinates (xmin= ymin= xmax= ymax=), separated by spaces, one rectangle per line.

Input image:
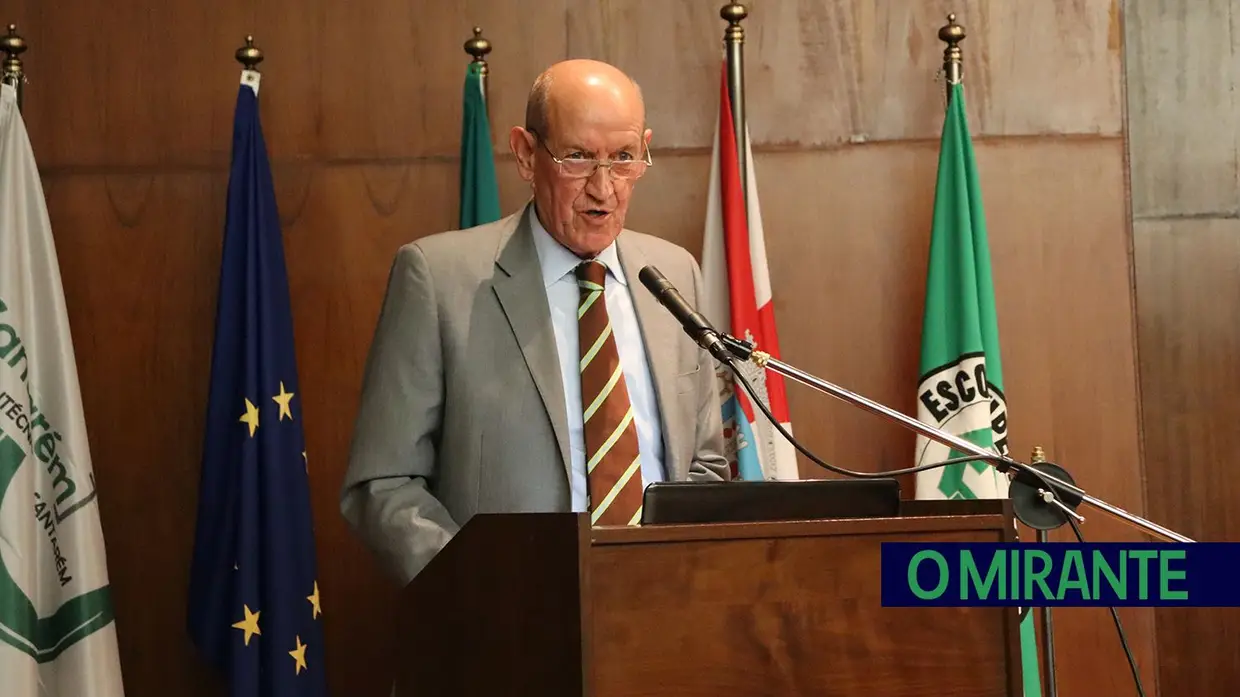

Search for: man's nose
xmin=583 ymin=163 xmax=616 ymax=199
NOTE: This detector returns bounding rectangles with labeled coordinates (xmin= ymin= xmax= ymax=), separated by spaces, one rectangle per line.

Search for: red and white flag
xmin=700 ymin=61 xmax=799 ymax=481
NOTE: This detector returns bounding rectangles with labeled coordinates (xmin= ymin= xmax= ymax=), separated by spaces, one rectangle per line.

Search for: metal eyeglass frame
xmin=528 ymin=128 xmax=653 ymax=180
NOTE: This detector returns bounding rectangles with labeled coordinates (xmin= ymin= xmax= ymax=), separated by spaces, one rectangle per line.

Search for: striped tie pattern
xmin=575 ymin=260 xmax=644 ymax=526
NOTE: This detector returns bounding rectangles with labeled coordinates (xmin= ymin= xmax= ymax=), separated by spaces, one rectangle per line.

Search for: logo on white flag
xmin=915 ymin=353 xmax=1009 ymax=499
xmin=0 ymin=298 xmax=113 ymax=662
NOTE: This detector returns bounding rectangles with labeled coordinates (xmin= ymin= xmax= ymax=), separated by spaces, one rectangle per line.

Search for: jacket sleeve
xmin=339 ymin=243 xmax=460 ymax=586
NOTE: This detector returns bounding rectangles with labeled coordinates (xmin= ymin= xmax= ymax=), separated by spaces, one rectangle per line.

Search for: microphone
xmin=637 ymin=265 xmax=732 ymax=364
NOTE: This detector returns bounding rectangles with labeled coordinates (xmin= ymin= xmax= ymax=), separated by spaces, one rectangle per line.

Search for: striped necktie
xmin=575 ymin=260 xmax=644 ymax=526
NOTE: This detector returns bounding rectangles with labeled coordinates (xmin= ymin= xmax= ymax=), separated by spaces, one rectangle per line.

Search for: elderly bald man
xmin=340 ymin=59 xmax=731 ymax=586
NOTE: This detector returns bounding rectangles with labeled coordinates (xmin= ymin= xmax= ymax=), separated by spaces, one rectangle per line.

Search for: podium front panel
xmin=585 ymin=514 xmax=1021 ymax=697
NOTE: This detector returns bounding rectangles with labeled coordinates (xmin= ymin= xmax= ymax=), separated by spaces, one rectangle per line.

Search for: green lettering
xmin=45 ymin=453 xmax=76 ymax=506
xmin=34 ymin=431 xmax=59 ymax=464
xmin=1159 ymin=550 xmax=1188 ymax=600
xmin=6 ymin=344 xmax=26 ymax=374
xmin=1024 ymin=550 xmax=1054 ymax=601
xmin=29 ymin=406 xmax=50 ymax=438
xmin=1130 ymin=550 xmax=1158 ymax=600
xmin=0 ymin=324 xmax=17 ymax=359
xmin=1093 ymin=550 xmax=1126 ymax=599
xmin=1056 ymin=550 xmax=1090 ymax=600
xmin=962 ymin=550 xmax=1004 ymax=599
xmin=0 ymin=326 xmax=27 ymax=382
xmin=908 ymin=551 xmax=949 ymax=600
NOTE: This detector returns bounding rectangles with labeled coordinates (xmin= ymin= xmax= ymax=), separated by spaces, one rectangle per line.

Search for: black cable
xmin=720 ymin=356 xmax=1061 ymax=495
xmin=1065 ymin=515 xmax=1147 ymax=697
xmin=719 ymin=356 xmax=992 ymax=478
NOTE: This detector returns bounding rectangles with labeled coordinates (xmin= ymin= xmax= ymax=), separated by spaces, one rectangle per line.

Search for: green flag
xmin=912 ymin=81 xmax=1042 ymax=696
xmin=459 ymin=62 xmax=501 ymax=229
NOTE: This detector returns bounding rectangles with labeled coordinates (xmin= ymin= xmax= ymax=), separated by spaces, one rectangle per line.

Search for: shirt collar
xmin=527 ymin=205 xmax=626 ymax=288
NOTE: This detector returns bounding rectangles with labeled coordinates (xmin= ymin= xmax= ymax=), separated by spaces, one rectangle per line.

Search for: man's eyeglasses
xmin=529 ymin=129 xmax=653 ymax=180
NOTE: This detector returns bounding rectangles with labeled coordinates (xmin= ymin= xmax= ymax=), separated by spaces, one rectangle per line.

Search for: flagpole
xmin=721 ymin=3 xmax=749 ymax=219
xmin=939 ymin=13 xmax=964 ymax=105
xmin=1031 ymin=446 xmax=1059 ymax=697
xmin=1 ymin=24 xmax=26 ymax=111
xmin=940 ymin=15 xmax=1051 ymax=696
xmin=464 ymin=27 xmax=492 ymax=109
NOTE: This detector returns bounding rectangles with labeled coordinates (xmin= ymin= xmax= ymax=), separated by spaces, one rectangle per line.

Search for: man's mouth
xmin=582 ymin=208 xmax=611 ymax=219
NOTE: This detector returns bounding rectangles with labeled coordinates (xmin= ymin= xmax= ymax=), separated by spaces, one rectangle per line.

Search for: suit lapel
xmin=491 ymin=206 xmax=572 ymax=478
xmin=616 ymin=235 xmax=688 ymax=481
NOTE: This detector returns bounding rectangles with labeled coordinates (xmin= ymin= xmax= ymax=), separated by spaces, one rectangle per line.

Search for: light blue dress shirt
xmin=527 ymin=209 xmax=666 ymax=512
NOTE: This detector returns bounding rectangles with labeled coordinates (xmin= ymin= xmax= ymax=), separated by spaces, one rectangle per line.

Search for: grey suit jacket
xmin=340 ymin=204 xmax=731 ymax=585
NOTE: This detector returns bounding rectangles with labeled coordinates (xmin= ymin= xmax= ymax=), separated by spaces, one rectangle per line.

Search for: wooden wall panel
xmin=13 ymin=0 xmax=265 ymax=169
xmin=1133 ymin=219 xmax=1240 ymax=696
xmin=41 ymin=172 xmax=227 ymax=697
xmin=1125 ymin=0 xmax=1239 ymax=218
xmin=15 ymin=0 xmax=563 ymax=168
xmin=568 ymin=0 xmax=1123 ymax=149
xmin=320 ymin=0 xmax=567 ymax=160
xmin=1126 ymin=2 xmax=1240 ymax=695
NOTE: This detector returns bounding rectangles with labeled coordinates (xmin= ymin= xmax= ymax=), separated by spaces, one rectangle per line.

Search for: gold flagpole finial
xmin=721 ymin=3 xmax=748 ymax=42
xmin=464 ymin=27 xmax=491 ymax=64
xmin=2 ymin=24 xmax=27 ymax=109
xmin=939 ymin=13 xmax=966 ymax=96
xmin=464 ymin=27 xmax=492 ymax=105
xmin=235 ymin=35 xmax=263 ymax=72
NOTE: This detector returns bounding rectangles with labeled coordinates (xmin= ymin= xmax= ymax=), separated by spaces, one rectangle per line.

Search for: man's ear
xmin=509 ymin=127 xmax=536 ymax=182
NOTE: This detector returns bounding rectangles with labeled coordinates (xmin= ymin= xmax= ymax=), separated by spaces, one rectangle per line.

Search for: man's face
xmin=513 ymin=93 xmax=652 ymax=258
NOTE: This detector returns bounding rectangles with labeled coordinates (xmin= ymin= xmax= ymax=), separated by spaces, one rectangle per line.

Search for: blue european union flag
xmin=187 ymin=73 xmax=328 ymax=697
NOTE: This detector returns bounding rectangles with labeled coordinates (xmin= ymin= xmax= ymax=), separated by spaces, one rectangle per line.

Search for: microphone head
xmin=638 ymin=265 xmax=673 ymax=294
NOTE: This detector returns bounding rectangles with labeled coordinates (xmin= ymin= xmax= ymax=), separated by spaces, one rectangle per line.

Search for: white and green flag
xmin=0 ymin=82 xmax=126 ymax=696
xmin=913 ymin=80 xmax=1009 ymax=500
xmin=913 ymin=81 xmax=1041 ymax=696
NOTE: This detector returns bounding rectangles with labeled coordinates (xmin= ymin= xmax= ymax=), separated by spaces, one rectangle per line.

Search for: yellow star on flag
xmin=240 ymin=398 xmax=260 ymax=437
xmin=289 ymin=635 xmax=308 ymax=675
xmin=231 ymin=604 xmax=261 ymax=646
xmin=307 ymin=581 xmax=322 ymax=619
xmin=273 ymin=381 xmax=295 ymax=421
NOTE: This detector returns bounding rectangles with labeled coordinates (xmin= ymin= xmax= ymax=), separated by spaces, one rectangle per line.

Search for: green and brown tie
xmin=576 ymin=260 xmax=644 ymax=526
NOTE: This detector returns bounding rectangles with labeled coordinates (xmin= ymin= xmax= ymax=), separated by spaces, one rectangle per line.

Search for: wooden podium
xmin=394 ymin=499 xmax=1024 ymax=697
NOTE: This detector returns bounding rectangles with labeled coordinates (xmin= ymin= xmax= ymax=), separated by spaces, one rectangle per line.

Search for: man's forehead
xmin=550 ymin=126 xmax=644 ymax=146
